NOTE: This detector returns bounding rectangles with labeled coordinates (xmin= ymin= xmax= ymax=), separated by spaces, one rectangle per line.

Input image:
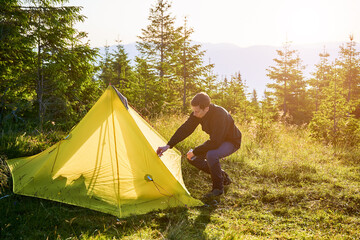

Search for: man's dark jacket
xmin=167 ymin=104 xmax=242 ymax=156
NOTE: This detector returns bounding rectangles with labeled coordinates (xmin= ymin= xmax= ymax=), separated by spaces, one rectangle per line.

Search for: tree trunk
xmin=37 ymin=30 xmax=44 ymax=131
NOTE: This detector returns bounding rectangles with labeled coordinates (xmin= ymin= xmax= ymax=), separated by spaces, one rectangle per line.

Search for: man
xmin=157 ymin=92 xmax=242 ymax=199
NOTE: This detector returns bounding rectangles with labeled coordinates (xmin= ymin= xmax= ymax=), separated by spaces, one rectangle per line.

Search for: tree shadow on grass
xmin=0 ymin=194 xmax=216 ymax=240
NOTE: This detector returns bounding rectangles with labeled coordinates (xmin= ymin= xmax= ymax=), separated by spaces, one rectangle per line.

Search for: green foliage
xmin=308 ymin=47 xmax=332 ymax=113
xmin=97 ymin=45 xmax=113 ymax=87
xmin=0 ymin=157 xmax=11 ymax=195
xmin=133 ymin=57 xmax=164 ymax=115
xmin=0 ymin=0 xmax=37 ymax=128
xmin=174 ymin=17 xmax=215 ymax=112
xmin=1 ymin=0 xmax=101 ymax=132
xmin=249 ymin=113 xmax=276 ymax=145
xmin=310 ymin=106 xmax=360 ymax=147
xmin=3 ymin=0 xmax=360 ymax=152
xmin=213 ymin=73 xmax=256 ymax=124
xmin=201 ymin=58 xmax=218 ymax=100
xmin=136 ymin=0 xmax=182 ymax=112
xmin=266 ymin=41 xmax=310 ymax=124
xmin=218 ymin=74 xmax=246 ymax=115
xmin=337 ymin=37 xmax=360 ymax=100
xmin=309 ymin=38 xmax=360 ymax=147
xmin=98 ymin=41 xmax=135 ymax=93
xmin=0 ymin=130 xmax=65 ymax=159
xmin=135 ymin=0 xmax=216 ymax=114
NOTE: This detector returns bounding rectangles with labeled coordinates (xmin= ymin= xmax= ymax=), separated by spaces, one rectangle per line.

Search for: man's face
xmin=191 ymin=105 xmax=209 ymax=118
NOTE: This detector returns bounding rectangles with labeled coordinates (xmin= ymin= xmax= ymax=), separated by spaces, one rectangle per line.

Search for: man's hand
xmin=186 ymin=150 xmax=195 ymax=160
xmin=156 ymin=145 xmax=170 ymax=156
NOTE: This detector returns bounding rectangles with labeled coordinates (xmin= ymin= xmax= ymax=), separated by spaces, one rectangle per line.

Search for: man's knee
xmin=206 ymin=150 xmax=220 ymax=167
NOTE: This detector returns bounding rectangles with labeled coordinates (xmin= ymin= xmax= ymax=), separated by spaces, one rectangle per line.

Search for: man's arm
xmin=157 ymin=114 xmax=199 ymax=156
xmin=167 ymin=113 xmax=199 ymax=148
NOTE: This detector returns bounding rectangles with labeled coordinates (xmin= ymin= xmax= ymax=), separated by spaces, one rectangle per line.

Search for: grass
xmin=1 ymin=115 xmax=360 ymax=239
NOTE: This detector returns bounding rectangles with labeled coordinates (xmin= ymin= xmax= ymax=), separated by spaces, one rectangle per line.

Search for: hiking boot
xmin=222 ymin=170 xmax=232 ymax=186
xmin=203 ymin=188 xmax=224 ymax=199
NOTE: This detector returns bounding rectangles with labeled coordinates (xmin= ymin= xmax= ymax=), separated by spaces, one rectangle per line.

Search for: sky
xmin=65 ymin=0 xmax=360 ymax=48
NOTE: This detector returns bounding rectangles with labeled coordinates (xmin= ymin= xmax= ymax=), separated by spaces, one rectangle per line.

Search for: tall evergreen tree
xmin=202 ymin=58 xmax=218 ymax=98
xmin=336 ymin=35 xmax=360 ymax=117
xmin=260 ymin=89 xmax=278 ymax=121
xmin=253 ymin=89 xmax=277 ymax=143
xmin=266 ymin=41 xmax=308 ymax=124
xmin=134 ymin=56 xmax=162 ymax=115
xmin=309 ymin=47 xmax=332 ymax=113
xmin=98 ymin=44 xmax=113 ymax=87
xmin=110 ymin=40 xmax=135 ymax=99
xmin=136 ymin=0 xmax=182 ymax=110
xmin=250 ymin=89 xmax=260 ymax=114
xmin=29 ymin=1 xmax=99 ymax=129
xmin=288 ymin=53 xmax=310 ymax=123
xmin=0 ymin=0 xmax=36 ymax=128
xmin=215 ymin=72 xmax=250 ymax=122
xmin=1 ymin=0 xmax=100 ymax=130
xmin=98 ymin=41 xmax=136 ymax=106
xmin=230 ymin=72 xmax=248 ymax=115
xmin=217 ymin=76 xmax=229 ymax=107
xmin=309 ymin=66 xmax=360 ymax=147
xmin=176 ymin=17 xmax=214 ymax=111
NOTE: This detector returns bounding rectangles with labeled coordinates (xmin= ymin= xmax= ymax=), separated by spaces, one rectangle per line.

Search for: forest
xmin=1 ymin=0 xmax=360 ymax=149
xmin=2 ymin=0 xmax=360 ymax=150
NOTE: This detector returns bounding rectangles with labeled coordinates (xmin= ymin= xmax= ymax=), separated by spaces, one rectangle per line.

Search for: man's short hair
xmin=191 ymin=92 xmax=211 ymax=109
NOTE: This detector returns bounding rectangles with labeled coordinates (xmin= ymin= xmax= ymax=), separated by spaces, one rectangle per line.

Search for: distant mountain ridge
xmin=100 ymin=42 xmax=346 ymax=96
xmin=200 ymin=42 xmax=342 ymax=96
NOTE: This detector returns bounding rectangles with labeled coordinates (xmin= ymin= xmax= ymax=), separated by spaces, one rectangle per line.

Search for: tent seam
xmin=51 ymin=140 xmax=63 ymax=174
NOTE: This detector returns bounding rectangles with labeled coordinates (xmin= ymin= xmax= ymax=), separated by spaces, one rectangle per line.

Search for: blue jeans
xmin=187 ymin=142 xmax=239 ymax=190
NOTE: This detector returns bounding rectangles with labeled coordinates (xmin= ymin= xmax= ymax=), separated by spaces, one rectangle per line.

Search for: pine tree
xmin=260 ymin=89 xmax=278 ymax=121
xmin=216 ymin=76 xmax=229 ymax=107
xmin=288 ymin=53 xmax=310 ymax=123
xmin=98 ymin=44 xmax=114 ymax=87
xmin=250 ymin=89 xmax=260 ymax=113
xmin=58 ymin=30 xmax=100 ymax=125
xmin=253 ymin=89 xmax=277 ymax=143
xmin=0 ymin=0 xmax=35 ymax=128
xmin=176 ymin=17 xmax=214 ymax=111
xmin=136 ymin=0 xmax=182 ymax=110
xmin=215 ymin=72 xmax=250 ymax=122
xmin=1 ymin=0 xmax=100 ymax=130
xmin=336 ymin=35 xmax=360 ymax=117
xmin=98 ymin=41 xmax=137 ymax=108
xmin=134 ymin=57 xmax=162 ymax=115
xmin=309 ymin=66 xmax=360 ymax=147
xmin=310 ymin=39 xmax=360 ymax=147
xmin=110 ymin=40 xmax=135 ymax=98
xmin=266 ymin=41 xmax=307 ymax=124
xmin=309 ymin=47 xmax=332 ymax=113
xmin=230 ymin=72 xmax=248 ymax=116
xmin=202 ymin=58 xmax=218 ymax=97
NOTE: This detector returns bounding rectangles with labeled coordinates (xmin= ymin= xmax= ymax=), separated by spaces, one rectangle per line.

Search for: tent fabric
xmin=6 ymin=86 xmax=202 ymax=218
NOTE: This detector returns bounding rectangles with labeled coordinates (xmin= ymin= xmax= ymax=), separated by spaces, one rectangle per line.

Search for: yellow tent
xmin=6 ymin=86 xmax=202 ymax=218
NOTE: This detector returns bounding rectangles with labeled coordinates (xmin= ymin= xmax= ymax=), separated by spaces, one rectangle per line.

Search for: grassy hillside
xmin=1 ymin=115 xmax=360 ymax=239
